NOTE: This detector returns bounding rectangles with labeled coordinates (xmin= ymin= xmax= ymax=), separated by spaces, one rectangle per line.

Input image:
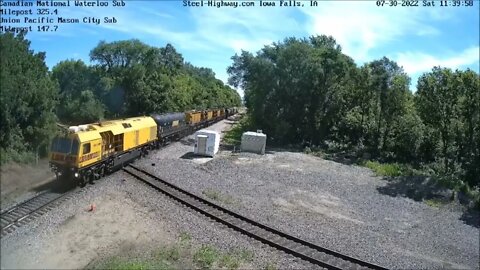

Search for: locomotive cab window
xmin=83 ymin=143 xmax=91 ymax=154
xmin=71 ymin=139 xmax=79 ymax=154
xmin=51 ymin=137 xmax=79 ymax=155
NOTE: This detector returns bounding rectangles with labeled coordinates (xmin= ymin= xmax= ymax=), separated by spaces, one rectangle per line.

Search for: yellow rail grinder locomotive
xmin=50 ymin=116 xmax=157 ymax=186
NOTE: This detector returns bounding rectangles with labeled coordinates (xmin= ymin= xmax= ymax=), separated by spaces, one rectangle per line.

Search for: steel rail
xmin=1 ymin=188 xmax=79 ymax=236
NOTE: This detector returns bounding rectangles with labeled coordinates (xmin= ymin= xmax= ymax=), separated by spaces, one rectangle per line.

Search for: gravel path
xmin=1 ymin=117 xmax=478 ymax=269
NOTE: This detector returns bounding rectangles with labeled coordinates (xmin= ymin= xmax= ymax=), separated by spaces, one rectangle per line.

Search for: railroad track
xmin=0 ymin=120 xmax=226 ymax=238
xmin=124 ymin=164 xmax=388 ymax=270
xmin=1 ymin=188 xmax=79 ymax=236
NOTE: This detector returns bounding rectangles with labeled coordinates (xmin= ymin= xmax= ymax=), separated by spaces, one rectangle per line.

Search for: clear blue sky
xmin=4 ymin=0 xmax=479 ymax=96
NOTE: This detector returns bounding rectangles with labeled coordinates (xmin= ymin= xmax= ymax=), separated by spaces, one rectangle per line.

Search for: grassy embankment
xmin=91 ymin=232 xmax=272 ymax=270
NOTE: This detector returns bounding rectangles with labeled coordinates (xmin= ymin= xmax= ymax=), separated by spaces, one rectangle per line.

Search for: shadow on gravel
xmin=180 ymin=152 xmax=197 ymax=160
xmin=376 ymin=176 xmax=449 ymax=202
xmin=32 ymin=178 xmax=76 ymax=194
xmin=323 ymin=152 xmax=362 ymax=165
xmin=179 ymin=138 xmax=196 ymax=146
xmin=263 ymin=147 xmax=302 ymax=154
xmin=377 ymin=176 xmax=480 ymax=228
xmin=460 ymin=208 xmax=480 ymax=228
xmin=219 ymin=144 xmax=237 ymax=152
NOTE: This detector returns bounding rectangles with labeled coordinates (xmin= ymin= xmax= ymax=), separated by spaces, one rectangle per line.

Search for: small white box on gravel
xmin=241 ymin=131 xmax=267 ymax=154
xmin=194 ymin=130 xmax=220 ymax=157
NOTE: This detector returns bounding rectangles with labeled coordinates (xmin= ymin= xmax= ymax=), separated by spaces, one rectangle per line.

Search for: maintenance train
xmin=49 ymin=108 xmax=238 ymax=186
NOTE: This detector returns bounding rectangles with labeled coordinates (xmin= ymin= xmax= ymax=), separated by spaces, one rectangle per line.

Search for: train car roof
xmin=71 ymin=116 xmax=156 ymax=142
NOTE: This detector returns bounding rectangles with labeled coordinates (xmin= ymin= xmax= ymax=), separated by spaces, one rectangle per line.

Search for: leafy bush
xmin=223 ymin=115 xmax=252 ymax=145
xmin=0 ymin=148 xmax=36 ymax=165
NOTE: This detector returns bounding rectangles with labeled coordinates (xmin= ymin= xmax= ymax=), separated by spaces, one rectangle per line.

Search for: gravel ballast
xmin=1 ymin=118 xmax=478 ymax=269
xmin=134 ymin=119 xmax=479 ymax=269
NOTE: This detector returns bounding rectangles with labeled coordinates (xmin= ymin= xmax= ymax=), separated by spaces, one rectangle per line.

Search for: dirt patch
xmin=273 ymin=189 xmax=365 ymax=225
xmin=0 ymin=191 xmax=173 ymax=269
xmin=0 ymin=159 xmax=56 ymax=209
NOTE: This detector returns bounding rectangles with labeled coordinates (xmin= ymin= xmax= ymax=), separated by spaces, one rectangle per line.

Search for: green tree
xmin=368 ymin=57 xmax=411 ymax=157
xmin=89 ymin=39 xmax=241 ymax=118
xmin=229 ymin=36 xmax=356 ymax=145
xmin=456 ymin=69 xmax=480 ymax=187
xmin=0 ymin=32 xmax=58 ymax=163
xmin=51 ymin=60 xmax=104 ymax=124
xmin=416 ymin=67 xmax=462 ymax=175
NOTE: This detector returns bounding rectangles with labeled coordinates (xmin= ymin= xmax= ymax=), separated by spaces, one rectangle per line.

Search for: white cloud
xmin=189 ymin=6 xmax=300 ymax=52
xmin=396 ymin=46 xmax=480 ymax=74
xmin=58 ymin=4 xmax=299 ymax=56
xmin=300 ymin=2 xmax=441 ymax=62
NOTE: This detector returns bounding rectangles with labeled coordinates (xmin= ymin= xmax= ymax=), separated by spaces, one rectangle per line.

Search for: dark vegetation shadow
xmin=377 ymin=175 xmax=480 ymax=228
xmin=180 ymin=152 xmax=197 ymax=160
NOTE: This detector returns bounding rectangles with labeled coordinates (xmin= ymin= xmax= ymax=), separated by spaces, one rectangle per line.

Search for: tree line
xmin=0 ymin=32 xmax=241 ymax=164
xmin=227 ymin=36 xmax=479 ymax=190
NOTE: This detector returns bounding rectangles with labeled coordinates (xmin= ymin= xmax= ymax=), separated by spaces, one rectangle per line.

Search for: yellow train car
xmin=207 ymin=110 xmax=214 ymax=121
xmin=50 ymin=116 xmax=157 ymax=186
xmin=212 ymin=109 xmax=219 ymax=119
xmin=186 ymin=111 xmax=202 ymax=125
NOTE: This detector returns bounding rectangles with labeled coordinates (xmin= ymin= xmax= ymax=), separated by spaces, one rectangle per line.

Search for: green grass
xmin=202 ymin=189 xmax=234 ymax=204
xmin=223 ymin=115 xmax=251 ymax=145
xmin=424 ymin=198 xmax=447 ymax=208
xmin=218 ymin=248 xmax=254 ymax=269
xmin=93 ymin=258 xmax=171 ymax=270
xmin=156 ymin=246 xmax=181 ymax=262
xmin=363 ymin=161 xmax=405 ymax=177
xmin=89 ymin=229 xmax=254 ymax=270
xmin=218 ymin=254 xmax=241 ymax=270
xmin=91 ymin=240 xmax=254 ymax=270
xmin=264 ymin=262 xmax=277 ymax=270
xmin=179 ymin=232 xmax=192 ymax=243
xmin=193 ymin=247 xmax=253 ymax=270
xmin=193 ymin=246 xmax=220 ymax=269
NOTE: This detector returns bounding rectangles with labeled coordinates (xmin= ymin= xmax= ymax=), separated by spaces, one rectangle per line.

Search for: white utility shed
xmin=194 ymin=129 xmax=220 ymax=157
xmin=241 ymin=131 xmax=267 ymax=154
